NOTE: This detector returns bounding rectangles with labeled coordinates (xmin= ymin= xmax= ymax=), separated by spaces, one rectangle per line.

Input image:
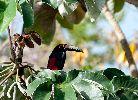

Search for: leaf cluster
xmin=26 ymin=68 xmax=138 ymax=100
xmin=0 ymin=0 xmax=126 ymax=44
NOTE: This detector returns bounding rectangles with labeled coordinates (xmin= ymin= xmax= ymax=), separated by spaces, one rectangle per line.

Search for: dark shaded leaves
xmin=30 ymin=31 xmax=41 ymax=45
xmin=21 ymin=1 xmax=34 ymax=28
xmin=33 ymin=3 xmax=57 ymax=44
xmin=113 ymin=0 xmax=125 ymax=13
xmin=103 ymin=68 xmax=125 ymax=80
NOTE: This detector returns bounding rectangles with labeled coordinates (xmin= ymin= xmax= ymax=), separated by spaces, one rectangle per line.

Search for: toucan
xmin=47 ymin=44 xmax=83 ymax=70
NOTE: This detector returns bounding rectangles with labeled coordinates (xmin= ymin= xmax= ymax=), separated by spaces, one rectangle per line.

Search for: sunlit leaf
xmin=26 ymin=78 xmax=48 ymax=96
xmin=60 ymin=83 xmax=77 ymax=100
xmin=0 ymin=0 xmax=16 ymax=33
xmin=77 ymin=71 xmax=114 ymax=96
xmin=65 ymin=3 xmax=86 ymax=24
xmin=42 ymin=0 xmax=62 ymax=8
xmin=72 ymin=78 xmax=104 ymax=100
xmin=84 ymin=0 xmax=106 ymax=22
xmin=58 ymin=0 xmax=78 ymax=16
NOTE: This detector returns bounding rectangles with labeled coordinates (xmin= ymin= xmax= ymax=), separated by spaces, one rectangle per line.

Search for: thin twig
xmin=126 ymin=0 xmax=138 ymax=6
xmin=0 ymin=64 xmax=16 ymax=85
xmin=8 ymin=27 xmax=13 ymax=52
xmin=51 ymin=84 xmax=55 ymax=100
xmin=0 ymin=71 xmax=14 ymax=85
xmin=13 ymin=86 xmax=16 ymax=100
xmin=7 ymin=82 xmax=17 ymax=98
xmin=0 ymin=72 xmax=10 ymax=79
xmin=8 ymin=26 xmax=16 ymax=61
xmin=102 ymin=4 xmax=138 ymax=77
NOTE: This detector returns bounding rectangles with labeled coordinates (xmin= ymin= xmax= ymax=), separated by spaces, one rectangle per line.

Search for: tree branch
xmin=126 ymin=0 xmax=138 ymax=6
xmin=102 ymin=4 xmax=138 ymax=77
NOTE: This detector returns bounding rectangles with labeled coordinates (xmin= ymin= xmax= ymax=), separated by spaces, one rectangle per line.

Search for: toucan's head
xmin=47 ymin=44 xmax=83 ymax=70
xmin=52 ymin=44 xmax=83 ymax=53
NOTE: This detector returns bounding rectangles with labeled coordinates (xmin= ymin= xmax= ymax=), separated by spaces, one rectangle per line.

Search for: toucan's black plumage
xmin=47 ymin=44 xmax=83 ymax=70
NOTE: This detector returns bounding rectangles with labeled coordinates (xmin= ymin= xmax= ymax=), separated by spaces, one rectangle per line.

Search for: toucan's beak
xmin=65 ymin=45 xmax=83 ymax=52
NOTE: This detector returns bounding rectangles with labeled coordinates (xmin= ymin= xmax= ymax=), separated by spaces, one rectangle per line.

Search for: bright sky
xmin=98 ymin=3 xmax=138 ymax=41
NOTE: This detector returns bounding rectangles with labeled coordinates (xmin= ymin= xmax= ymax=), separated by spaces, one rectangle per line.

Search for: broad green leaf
xmin=60 ymin=83 xmax=77 ymax=100
xmin=0 ymin=1 xmax=7 ymax=21
xmin=42 ymin=0 xmax=78 ymax=9
xmin=36 ymin=69 xmax=61 ymax=81
xmin=26 ymin=78 xmax=48 ymax=96
xmin=42 ymin=0 xmax=62 ymax=8
xmin=54 ymin=87 xmax=64 ymax=100
xmin=56 ymin=13 xmax=73 ymax=29
xmin=66 ymin=69 xmax=80 ymax=83
xmin=0 ymin=0 xmax=16 ymax=33
xmin=122 ymin=91 xmax=138 ymax=100
xmin=58 ymin=0 xmax=78 ymax=16
xmin=78 ymin=71 xmax=114 ymax=95
xmin=107 ymin=94 xmax=120 ymax=100
xmin=112 ymin=76 xmax=138 ymax=92
xmin=33 ymin=82 xmax=51 ymax=100
xmin=65 ymin=3 xmax=86 ymax=24
xmin=72 ymin=78 xmax=104 ymax=100
xmin=18 ymin=0 xmax=26 ymax=5
xmin=55 ymin=71 xmax=67 ymax=84
xmin=21 ymin=1 xmax=34 ymax=28
xmin=33 ymin=3 xmax=57 ymax=44
xmin=103 ymin=68 xmax=125 ymax=80
xmin=113 ymin=0 xmax=125 ymax=13
xmin=84 ymin=0 xmax=106 ymax=22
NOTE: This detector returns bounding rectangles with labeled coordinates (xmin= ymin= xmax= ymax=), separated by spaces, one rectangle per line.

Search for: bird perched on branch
xmin=47 ymin=44 xmax=83 ymax=70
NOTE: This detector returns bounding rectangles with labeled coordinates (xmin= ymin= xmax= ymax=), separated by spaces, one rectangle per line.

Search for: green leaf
xmin=103 ymin=68 xmax=125 ymax=80
xmin=107 ymin=94 xmax=120 ymax=100
xmin=55 ymin=71 xmax=67 ymax=84
xmin=65 ymin=3 xmax=86 ymax=24
xmin=0 ymin=0 xmax=16 ymax=33
xmin=33 ymin=82 xmax=51 ymax=100
xmin=78 ymin=71 xmax=114 ymax=95
xmin=84 ymin=0 xmax=106 ymax=22
xmin=27 ymin=70 xmax=60 ymax=97
xmin=0 ymin=1 xmax=7 ymax=21
xmin=58 ymin=0 xmax=78 ymax=16
xmin=36 ymin=69 xmax=61 ymax=82
xmin=21 ymin=1 xmax=34 ymax=28
xmin=33 ymin=4 xmax=57 ymax=44
xmin=42 ymin=0 xmax=62 ymax=8
xmin=26 ymin=78 xmax=48 ymax=96
xmin=122 ymin=91 xmax=138 ymax=100
xmin=60 ymin=83 xmax=77 ymax=100
xmin=56 ymin=13 xmax=73 ymax=29
xmin=113 ymin=0 xmax=125 ymax=13
xmin=72 ymin=78 xmax=104 ymax=100
xmin=66 ymin=69 xmax=80 ymax=83
xmin=54 ymin=86 xmax=64 ymax=100
xmin=112 ymin=76 xmax=138 ymax=92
